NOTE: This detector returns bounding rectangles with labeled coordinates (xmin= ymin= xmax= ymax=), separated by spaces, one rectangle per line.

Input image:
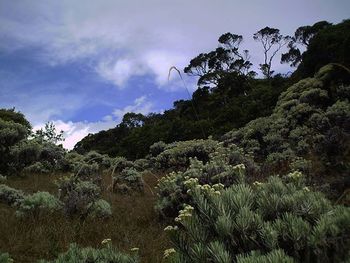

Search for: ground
xmin=0 ymin=172 xmax=169 ymax=263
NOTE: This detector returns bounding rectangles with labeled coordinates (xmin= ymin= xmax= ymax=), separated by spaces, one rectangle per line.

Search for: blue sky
xmin=1 ymin=0 xmax=349 ymax=149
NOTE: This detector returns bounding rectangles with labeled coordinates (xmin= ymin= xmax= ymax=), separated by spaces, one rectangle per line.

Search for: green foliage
xmin=0 ymin=184 xmax=25 ymax=206
xmin=295 ymin=19 xmax=350 ymax=78
xmin=164 ymin=171 xmax=350 ymax=263
xmin=117 ymin=168 xmax=144 ymax=192
xmin=57 ymin=176 xmax=111 ymax=218
xmin=38 ymin=243 xmax=138 ymax=263
xmin=16 ymin=191 xmax=63 ymax=217
xmin=184 ymin=32 xmax=255 ymax=86
xmin=0 ymin=252 xmax=13 ymax=263
xmin=0 ymin=175 xmax=6 ymax=182
xmin=155 ymin=143 xmax=258 ymax=218
xmin=23 ymin=161 xmax=51 ymax=174
xmin=149 ymin=141 xmax=167 ymax=157
xmin=0 ymin=117 xmax=28 ymax=173
xmin=153 ymin=138 xmax=218 ymax=170
xmin=0 ymin=108 xmax=31 ymax=132
xmin=33 ymin=121 xmax=64 ymax=144
xmin=281 ymin=21 xmax=332 ymax=67
xmin=224 ymin=64 xmax=350 ymax=174
xmin=236 ymin=250 xmax=294 ymax=263
xmin=9 ymin=139 xmax=66 ymax=174
xmin=87 ymin=199 xmax=112 ymax=218
xmin=73 ymin=162 xmax=100 ymax=182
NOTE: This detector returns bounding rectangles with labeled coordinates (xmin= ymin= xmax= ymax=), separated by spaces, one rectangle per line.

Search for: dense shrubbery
xmin=16 ymin=191 xmax=63 ymax=217
xmin=0 ymin=178 xmax=111 ymax=219
xmin=0 ymin=117 xmax=29 ymax=173
xmin=38 ymin=243 xmax=138 ymax=263
xmin=0 ymin=184 xmax=25 ymax=206
xmin=0 ymin=184 xmax=64 ymax=217
xmin=223 ymin=64 xmax=350 ymax=174
xmin=155 ymin=143 xmax=258 ymax=218
xmin=57 ymin=176 xmax=111 ymax=218
xmin=164 ymin=169 xmax=350 ymax=262
xmin=151 ymin=138 xmax=218 ymax=171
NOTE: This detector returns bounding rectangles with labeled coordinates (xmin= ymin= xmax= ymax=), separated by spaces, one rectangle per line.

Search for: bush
xmin=149 ymin=141 xmax=167 ymax=157
xmin=0 ymin=175 xmax=6 ymax=182
xmin=132 ymin=158 xmax=150 ymax=171
xmin=110 ymin=157 xmax=134 ymax=173
xmin=38 ymin=243 xmax=138 ymax=263
xmin=0 ymin=184 xmax=25 ymax=206
xmin=164 ymin=170 xmax=350 ymax=263
xmin=155 ymin=142 xmax=258 ymax=218
xmin=73 ymin=162 xmax=101 ymax=184
xmin=0 ymin=118 xmax=28 ymax=174
xmin=9 ymin=139 xmax=66 ymax=174
xmin=23 ymin=161 xmax=51 ymax=174
xmin=154 ymin=138 xmax=218 ymax=170
xmin=88 ymin=199 xmax=112 ymax=218
xmin=16 ymin=191 xmax=63 ymax=217
xmin=58 ymin=177 xmax=111 ymax=218
xmin=223 ymin=65 xmax=350 ymax=175
xmin=83 ymin=151 xmax=113 ymax=170
xmin=0 ymin=252 xmax=13 ymax=263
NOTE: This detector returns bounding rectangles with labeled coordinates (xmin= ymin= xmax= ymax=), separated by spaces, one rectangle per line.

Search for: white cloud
xmin=112 ymin=95 xmax=154 ymax=121
xmin=34 ymin=120 xmax=115 ymax=150
xmin=96 ymin=57 xmax=146 ymax=87
xmin=3 ymin=0 xmax=347 ymax=89
xmin=32 ymin=95 xmax=156 ymax=150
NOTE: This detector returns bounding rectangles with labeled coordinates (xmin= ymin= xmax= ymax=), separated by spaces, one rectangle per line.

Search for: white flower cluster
xmin=175 ymin=205 xmax=194 ymax=222
xmin=164 ymin=225 xmax=179 ymax=232
xmin=163 ymin=248 xmax=176 ymax=258
xmin=287 ymin=171 xmax=303 ymax=180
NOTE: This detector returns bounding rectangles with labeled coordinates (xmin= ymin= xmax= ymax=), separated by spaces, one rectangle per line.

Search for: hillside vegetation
xmin=0 ymin=19 xmax=349 ymax=262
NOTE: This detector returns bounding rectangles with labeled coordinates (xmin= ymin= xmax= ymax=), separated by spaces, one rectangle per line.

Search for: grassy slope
xmin=0 ymin=172 xmax=169 ymax=263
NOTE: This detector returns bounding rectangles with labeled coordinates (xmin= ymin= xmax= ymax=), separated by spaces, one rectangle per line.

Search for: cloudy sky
xmin=1 ymin=0 xmax=349 ymax=149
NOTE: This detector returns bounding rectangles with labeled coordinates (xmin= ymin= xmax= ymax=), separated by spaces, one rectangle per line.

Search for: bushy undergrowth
xmin=57 ymin=176 xmax=111 ymax=218
xmin=0 ymin=184 xmax=25 ymax=206
xmin=223 ymin=64 xmax=350 ymax=174
xmin=164 ymin=169 xmax=350 ymax=262
xmin=16 ymin=191 xmax=63 ymax=217
xmin=108 ymin=157 xmax=146 ymax=194
xmin=38 ymin=243 xmax=139 ymax=263
xmin=0 ymin=252 xmax=13 ymax=263
xmin=151 ymin=138 xmax=218 ymax=171
xmin=155 ymin=144 xmax=258 ymax=218
xmin=10 ymin=139 xmax=66 ymax=174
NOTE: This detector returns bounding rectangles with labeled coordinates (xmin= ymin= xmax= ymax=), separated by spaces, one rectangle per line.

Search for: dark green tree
xmin=184 ymin=32 xmax=255 ymax=87
xmin=281 ymin=21 xmax=332 ymax=67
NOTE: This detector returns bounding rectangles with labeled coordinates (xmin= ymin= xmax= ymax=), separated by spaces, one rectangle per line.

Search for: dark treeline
xmin=74 ymin=19 xmax=350 ymax=159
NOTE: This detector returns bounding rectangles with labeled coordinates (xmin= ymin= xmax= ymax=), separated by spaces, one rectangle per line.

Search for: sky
xmin=1 ymin=0 xmax=349 ymax=149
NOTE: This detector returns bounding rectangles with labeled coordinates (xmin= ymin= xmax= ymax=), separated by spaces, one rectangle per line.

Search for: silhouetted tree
xmin=281 ymin=21 xmax=332 ymax=67
xmin=184 ymin=32 xmax=255 ymax=86
xmin=253 ymin=27 xmax=290 ymax=78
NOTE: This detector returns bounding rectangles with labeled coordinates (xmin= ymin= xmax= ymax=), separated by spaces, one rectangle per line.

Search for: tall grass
xmin=0 ymin=172 xmax=169 ymax=263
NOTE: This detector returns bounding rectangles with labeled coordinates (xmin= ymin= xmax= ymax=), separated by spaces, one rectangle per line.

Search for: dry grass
xmin=0 ymin=172 xmax=169 ymax=263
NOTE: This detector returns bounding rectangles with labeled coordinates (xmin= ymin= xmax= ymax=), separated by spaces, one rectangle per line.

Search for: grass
xmin=0 ymin=171 xmax=169 ymax=263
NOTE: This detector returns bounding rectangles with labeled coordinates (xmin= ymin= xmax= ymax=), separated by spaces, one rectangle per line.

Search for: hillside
xmin=0 ymin=18 xmax=350 ymax=263
xmin=74 ymin=19 xmax=350 ymax=160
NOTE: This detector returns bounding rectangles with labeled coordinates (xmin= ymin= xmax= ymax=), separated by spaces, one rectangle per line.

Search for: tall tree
xmin=33 ymin=121 xmax=64 ymax=144
xmin=281 ymin=21 xmax=332 ymax=67
xmin=184 ymin=32 xmax=255 ymax=87
xmin=253 ymin=27 xmax=290 ymax=78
